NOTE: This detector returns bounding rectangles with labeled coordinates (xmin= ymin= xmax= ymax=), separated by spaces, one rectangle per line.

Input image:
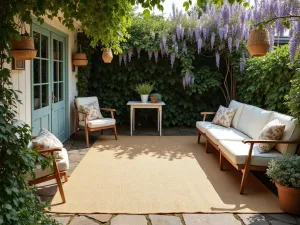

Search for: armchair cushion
xmin=219 ymin=140 xmax=281 ymax=167
xmin=75 ymin=96 xmax=100 ymax=121
xmin=79 ymin=118 xmax=116 ymax=128
xmin=25 ymin=148 xmax=69 ymax=181
xmin=80 ymin=101 xmax=103 ymax=121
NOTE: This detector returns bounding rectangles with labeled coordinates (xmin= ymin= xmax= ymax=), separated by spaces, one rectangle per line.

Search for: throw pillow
xmin=258 ymin=119 xmax=286 ymax=153
xmin=32 ymin=128 xmax=64 ymax=159
xmin=80 ymin=101 xmax=103 ymax=121
xmin=212 ymin=105 xmax=237 ymax=128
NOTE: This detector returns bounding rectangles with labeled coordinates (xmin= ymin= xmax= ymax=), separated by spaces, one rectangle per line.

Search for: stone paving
xmin=37 ymin=126 xmax=300 ymax=225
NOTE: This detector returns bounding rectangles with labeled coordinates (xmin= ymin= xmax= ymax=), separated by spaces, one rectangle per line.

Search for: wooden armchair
xmin=28 ymin=137 xmax=69 ymax=203
xmin=74 ymin=97 xmax=117 ymax=147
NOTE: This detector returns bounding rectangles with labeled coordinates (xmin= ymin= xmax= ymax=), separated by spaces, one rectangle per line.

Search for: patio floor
xmin=39 ymin=126 xmax=300 ymax=225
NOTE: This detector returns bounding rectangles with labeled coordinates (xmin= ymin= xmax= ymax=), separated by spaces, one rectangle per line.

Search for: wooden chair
xmin=28 ymin=137 xmax=69 ymax=203
xmin=74 ymin=97 xmax=117 ymax=147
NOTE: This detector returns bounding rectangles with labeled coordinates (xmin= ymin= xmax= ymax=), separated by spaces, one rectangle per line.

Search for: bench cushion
xmin=196 ymin=121 xmax=215 ymax=133
xmin=268 ymin=112 xmax=300 ymax=155
xmin=79 ymin=118 xmax=116 ymax=128
xmin=228 ymin=100 xmax=245 ymax=129
xmin=219 ymin=140 xmax=282 ymax=167
xmin=26 ymin=148 xmax=69 ymax=180
xmin=205 ymin=124 xmax=250 ymax=145
xmin=237 ymin=104 xmax=272 ymax=139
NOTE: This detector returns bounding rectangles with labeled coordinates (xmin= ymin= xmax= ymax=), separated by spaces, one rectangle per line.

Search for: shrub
xmin=266 ymin=155 xmax=300 ymax=188
xmin=135 ymin=83 xmax=154 ymax=95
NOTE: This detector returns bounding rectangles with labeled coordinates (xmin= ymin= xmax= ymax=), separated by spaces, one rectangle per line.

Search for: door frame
xmin=31 ymin=19 xmax=70 ymax=141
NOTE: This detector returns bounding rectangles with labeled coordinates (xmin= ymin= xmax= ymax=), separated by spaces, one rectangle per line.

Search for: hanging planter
xmin=247 ymin=28 xmax=270 ymax=57
xmin=102 ymin=48 xmax=113 ymax=63
xmin=11 ymin=33 xmax=37 ymax=60
xmin=72 ymin=53 xmax=88 ymax=66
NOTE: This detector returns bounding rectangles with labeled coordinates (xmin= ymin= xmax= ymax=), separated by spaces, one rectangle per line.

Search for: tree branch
xmin=254 ymin=15 xmax=300 ymax=27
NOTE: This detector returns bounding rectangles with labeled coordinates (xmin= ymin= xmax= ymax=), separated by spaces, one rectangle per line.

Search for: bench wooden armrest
xmin=242 ymin=140 xmax=300 ymax=144
xmin=201 ymin=112 xmax=216 ymax=121
xmin=38 ymin=147 xmax=62 ymax=154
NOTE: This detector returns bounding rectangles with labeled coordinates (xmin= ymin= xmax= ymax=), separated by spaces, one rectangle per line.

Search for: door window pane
xmin=54 ymin=61 xmax=59 ymax=81
xmin=41 ymin=85 xmax=49 ymax=107
xmin=34 ymin=86 xmax=40 ymax=110
xmin=33 ymin=32 xmax=40 ymax=57
xmin=54 ymin=83 xmax=59 ymax=103
xmin=53 ymin=39 xmax=58 ymax=60
xmin=41 ymin=60 xmax=48 ymax=83
xmin=33 ymin=59 xmax=40 ymax=84
xmin=59 ymin=83 xmax=64 ymax=101
xmin=41 ymin=35 xmax=48 ymax=58
xmin=59 ymin=62 xmax=63 ymax=81
xmin=59 ymin=41 xmax=63 ymax=60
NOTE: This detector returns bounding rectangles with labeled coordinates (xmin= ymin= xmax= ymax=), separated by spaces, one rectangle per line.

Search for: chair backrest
xmin=75 ymin=97 xmax=100 ymax=121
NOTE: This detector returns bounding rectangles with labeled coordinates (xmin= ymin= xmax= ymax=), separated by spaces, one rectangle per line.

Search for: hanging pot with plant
xmin=102 ymin=48 xmax=113 ymax=63
xmin=11 ymin=22 xmax=37 ymax=60
xmin=73 ymin=45 xmax=88 ymax=66
xmin=266 ymin=155 xmax=300 ymax=215
xmin=135 ymin=83 xmax=154 ymax=103
xmin=247 ymin=28 xmax=270 ymax=57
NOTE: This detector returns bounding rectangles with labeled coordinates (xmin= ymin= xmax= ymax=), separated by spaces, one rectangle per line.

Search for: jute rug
xmin=50 ymin=136 xmax=282 ymax=214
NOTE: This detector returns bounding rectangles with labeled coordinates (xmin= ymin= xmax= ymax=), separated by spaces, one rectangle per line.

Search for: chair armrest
xmin=100 ymin=108 xmax=116 ymax=112
xmin=38 ymin=147 xmax=62 ymax=154
xmin=200 ymin=112 xmax=216 ymax=121
xmin=242 ymin=140 xmax=300 ymax=144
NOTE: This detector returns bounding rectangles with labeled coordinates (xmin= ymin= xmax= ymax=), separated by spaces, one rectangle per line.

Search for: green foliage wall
xmin=87 ymin=48 xmax=224 ymax=127
xmin=237 ymin=45 xmax=298 ymax=114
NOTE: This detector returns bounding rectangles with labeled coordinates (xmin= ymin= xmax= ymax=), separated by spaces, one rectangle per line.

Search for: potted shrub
xmin=150 ymin=93 xmax=162 ymax=103
xmin=266 ymin=155 xmax=300 ymax=214
xmin=135 ymin=83 xmax=153 ymax=103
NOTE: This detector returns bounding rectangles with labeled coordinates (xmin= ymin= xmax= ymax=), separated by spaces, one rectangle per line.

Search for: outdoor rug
xmin=50 ymin=136 xmax=282 ymax=214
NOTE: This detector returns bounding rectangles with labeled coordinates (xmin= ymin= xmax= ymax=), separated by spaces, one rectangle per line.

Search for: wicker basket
xmin=11 ymin=36 xmax=37 ymax=60
xmin=102 ymin=48 xmax=113 ymax=63
xmin=72 ymin=53 xmax=88 ymax=66
xmin=247 ymin=28 xmax=270 ymax=57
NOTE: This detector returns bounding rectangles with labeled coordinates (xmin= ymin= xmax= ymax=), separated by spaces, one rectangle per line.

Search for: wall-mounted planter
xmin=102 ymin=48 xmax=113 ymax=63
xmin=72 ymin=53 xmax=88 ymax=66
xmin=247 ymin=28 xmax=270 ymax=57
xmin=11 ymin=35 xmax=37 ymax=60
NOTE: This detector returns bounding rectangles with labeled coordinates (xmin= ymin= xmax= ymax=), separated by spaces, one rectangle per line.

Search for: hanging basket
xmin=11 ymin=35 xmax=37 ymax=60
xmin=72 ymin=53 xmax=88 ymax=66
xmin=102 ymin=48 xmax=113 ymax=63
xmin=247 ymin=28 xmax=270 ymax=57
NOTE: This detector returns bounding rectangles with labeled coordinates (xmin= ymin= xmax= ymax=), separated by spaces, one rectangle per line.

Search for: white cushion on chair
xmin=26 ymin=148 xmax=69 ymax=181
xmin=75 ymin=97 xmax=100 ymax=121
xmin=218 ymin=140 xmax=282 ymax=167
xmin=79 ymin=118 xmax=116 ymax=128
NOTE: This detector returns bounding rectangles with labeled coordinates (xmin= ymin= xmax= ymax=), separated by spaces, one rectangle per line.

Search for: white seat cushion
xmin=228 ymin=100 xmax=245 ymax=129
xmin=196 ymin=121 xmax=215 ymax=133
xmin=75 ymin=97 xmax=100 ymax=121
xmin=237 ymin=104 xmax=272 ymax=139
xmin=79 ymin=118 xmax=116 ymax=128
xmin=26 ymin=148 xmax=69 ymax=181
xmin=219 ymin=140 xmax=282 ymax=167
xmin=206 ymin=125 xmax=250 ymax=145
xmin=268 ymin=112 xmax=300 ymax=155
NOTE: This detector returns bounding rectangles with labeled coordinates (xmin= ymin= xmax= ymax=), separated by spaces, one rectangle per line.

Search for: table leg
xmin=133 ymin=108 xmax=135 ymax=131
xmin=157 ymin=108 xmax=159 ymax=131
xmin=130 ymin=107 xmax=133 ymax=136
xmin=159 ymin=107 xmax=162 ymax=136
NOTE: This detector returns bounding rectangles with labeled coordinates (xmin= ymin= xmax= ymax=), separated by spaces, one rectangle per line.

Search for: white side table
xmin=127 ymin=101 xmax=166 ymax=136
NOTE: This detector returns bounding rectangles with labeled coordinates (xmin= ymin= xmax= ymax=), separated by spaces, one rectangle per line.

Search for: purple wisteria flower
xmin=223 ymin=24 xmax=229 ymax=40
xmin=123 ymin=54 xmax=127 ymax=66
xmin=221 ymin=3 xmax=231 ymax=24
xmin=240 ymin=54 xmax=246 ymax=73
xmin=216 ymin=52 xmax=220 ymax=69
xmin=203 ymin=28 xmax=208 ymax=40
xmin=164 ymin=45 xmax=169 ymax=56
xmin=160 ymin=43 xmax=164 ymax=56
xmin=228 ymin=36 xmax=232 ymax=52
xmin=162 ymin=35 xmax=167 ymax=48
xmin=170 ymin=53 xmax=175 ymax=68
xmin=211 ymin=32 xmax=215 ymax=50
xmin=136 ymin=47 xmax=141 ymax=59
xmin=119 ymin=54 xmax=122 ymax=66
xmin=176 ymin=24 xmax=182 ymax=40
xmin=195 ymin=27 xmax=201 ymax=40
xmin=218 ymin=27 xmax=224 ymax=40
xmin=128 ymin=49 xmax=133 ymax=62
xmin=197 ymin=38 xmax=202 ymax=54
xmin=181 ymin=27 xmax=185 ymax=40
xmin=148 ymin=50 xmax=153 ymax=60
xmin=154 ymin=51 xmax=159 ymax=63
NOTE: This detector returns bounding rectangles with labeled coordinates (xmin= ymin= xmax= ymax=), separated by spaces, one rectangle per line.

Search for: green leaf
xmin=143 ymin=9 xmax=151 ymax=19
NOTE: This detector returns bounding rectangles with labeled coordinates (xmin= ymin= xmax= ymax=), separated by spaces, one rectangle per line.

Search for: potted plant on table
xmin=150 ymin=93 xmax=162 ymax=103
xmin=135 ymin=83 xmax=154 ymax=103
xmin=266 ymin=155 xmax=300 ymax=215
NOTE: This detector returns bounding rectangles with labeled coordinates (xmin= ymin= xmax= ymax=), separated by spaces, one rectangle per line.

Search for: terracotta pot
xmin=150 ymin=96 xmax=158 ymax=103
xmin=102 ymin=48 xmax=113 ymax=63
xmin=275 ymin=182 xmax=300 ymax=215
xmin=247 ymin=28 xmax=270 ymax=57
xmin=11 ymin=35 xmax=37 ymax=60
xmin=73 ymin=53 xmax=88 ymax=66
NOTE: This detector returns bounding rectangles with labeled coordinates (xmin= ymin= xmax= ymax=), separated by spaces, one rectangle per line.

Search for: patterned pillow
xmin=212 ymin=105 xmax=237 ymax=128
xmin=80 ymin=101 xmax=103 ymax=121
xmin=258 ymin=119 xmax=286 ymax=153
xmin=32 ymin=128 xmax=64 ymax=159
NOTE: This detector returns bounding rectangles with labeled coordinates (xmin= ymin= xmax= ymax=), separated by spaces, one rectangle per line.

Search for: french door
xmin=31 ymin=24 xmax=67 ymax=141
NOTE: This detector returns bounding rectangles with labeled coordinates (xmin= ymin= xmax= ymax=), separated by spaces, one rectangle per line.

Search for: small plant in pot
xmin=135 ymin=83 xmax=154 ymax=103
xmin=150 ymin=93 xmax=162 ymax=103
xmin=266 ymin=155 xmax=300 ymax=215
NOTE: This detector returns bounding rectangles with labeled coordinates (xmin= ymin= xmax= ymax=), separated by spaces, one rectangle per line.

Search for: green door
xmin=31 ymin=24 xmax=67 ymax=141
